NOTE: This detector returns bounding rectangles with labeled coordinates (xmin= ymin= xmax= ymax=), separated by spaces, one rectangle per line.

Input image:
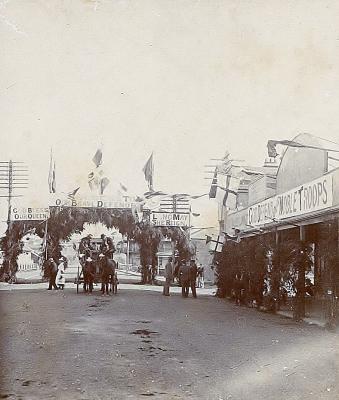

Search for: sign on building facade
xmin=11 ymin=207 xmax=50 ymax=221
xmin=247 ymin=173 xmax=333 ymax=226
xmin=52 ymin=196 xmax=137 ymax=209
xmin=151 ymin=212 xmax=190 ymax=227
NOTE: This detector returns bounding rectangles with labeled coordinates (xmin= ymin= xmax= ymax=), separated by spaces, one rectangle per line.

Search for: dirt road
xmin=0 ymin=287 xmax=338 ymax=399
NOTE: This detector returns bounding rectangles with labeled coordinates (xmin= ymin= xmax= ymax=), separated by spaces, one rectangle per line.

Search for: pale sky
xmin=1 ymin=0 xmax=339 ymax=233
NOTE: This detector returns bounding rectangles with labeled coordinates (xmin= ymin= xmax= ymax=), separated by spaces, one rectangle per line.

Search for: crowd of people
xmin=45 ymin=233 xmax=118 ymax=295
xmin=163 ymin=257 xmax=204 ymax=298
xmin=45 ymin=233 xmax=205 ymax=298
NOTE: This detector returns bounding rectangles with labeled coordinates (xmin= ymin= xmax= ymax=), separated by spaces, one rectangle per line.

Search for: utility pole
xmin=0 ymin=160 xmax=28 ymax=277
xmin=7 ymin=160 xmax=13 ymax=227
xmin=0 ymin=161 xmax=28 ymax=229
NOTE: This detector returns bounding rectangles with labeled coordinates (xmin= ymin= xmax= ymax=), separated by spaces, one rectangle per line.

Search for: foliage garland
xmin=0 ymin=206 xmax=193 ymax=282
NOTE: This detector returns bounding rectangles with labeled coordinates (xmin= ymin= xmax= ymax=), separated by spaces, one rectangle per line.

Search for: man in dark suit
xmin=46 ymin=258 xmax=58 ymax=290
xmin=163 ymin=257 xmax=173 ymax=296
xmin=189 ymin=259 xmax=198 ymax=298
xmin=179 ymin=260 xmax=190 ymax=298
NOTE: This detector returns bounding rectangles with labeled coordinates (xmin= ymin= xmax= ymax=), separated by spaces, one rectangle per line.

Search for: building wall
xmin=248 ymin=175 xmax=277 ymax=206
xmin=276 ymin=133 xmax=327 ymax=194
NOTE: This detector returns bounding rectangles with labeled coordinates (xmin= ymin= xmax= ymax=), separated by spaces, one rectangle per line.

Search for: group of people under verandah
xmin=220 ymin=270 xmax=315 ymax=310
xmin=162 ymin=257 xmax=204 ymax=298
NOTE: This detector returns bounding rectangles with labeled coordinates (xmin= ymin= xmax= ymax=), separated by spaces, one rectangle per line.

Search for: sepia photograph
xmin=1 ymin=1 xmax=339 ymax=399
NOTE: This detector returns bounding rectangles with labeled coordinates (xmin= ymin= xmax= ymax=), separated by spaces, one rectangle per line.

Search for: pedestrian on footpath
xmin=189 ymin=259 xmax=198 ymax=298
xmin=163 ymin=257 xmax=173 ymax=296
xmin=179 ymin=260 xmax=190 ymax=298
xmin=56 ymin=257 xmax=66 ymax=290
xmin=46 ymin=257 xmax=58 ymax=290
xmin=197 ymin=265 xmax=204 ymax=288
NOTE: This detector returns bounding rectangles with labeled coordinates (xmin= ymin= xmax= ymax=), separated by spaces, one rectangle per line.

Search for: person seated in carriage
xmin=100 ymin=234 xmax=116 ymax=259
xmin=79 ymin=234 xmax=95 ymax=260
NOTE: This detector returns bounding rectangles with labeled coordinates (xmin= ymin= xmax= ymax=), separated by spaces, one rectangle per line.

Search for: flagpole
xmin=45 ymin=219 xmax=48 ymax=260
xmin=150 ymin=151 xmax=154 ymax=191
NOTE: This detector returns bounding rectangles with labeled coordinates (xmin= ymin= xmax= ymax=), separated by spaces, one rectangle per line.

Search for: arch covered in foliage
xmin=0 ymin=206 xmax=193 ymax=282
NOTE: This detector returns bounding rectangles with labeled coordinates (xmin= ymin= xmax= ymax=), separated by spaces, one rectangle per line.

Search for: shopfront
xmin=222 ymin=135 xmax=339 ymax=324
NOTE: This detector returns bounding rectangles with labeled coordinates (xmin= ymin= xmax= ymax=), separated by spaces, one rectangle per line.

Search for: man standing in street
xmin=163 ymin=257 xmax=173 ymax=296
xmin=189 ymin=259 xmax=198 ymax=298
xmin=46 ymin=257 xmax=58 ymax=290
xmin=179 ymin=260 xmax=190 ymax=298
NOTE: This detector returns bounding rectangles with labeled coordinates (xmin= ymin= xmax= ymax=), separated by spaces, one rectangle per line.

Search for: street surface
xmin=0 ymin=285 xmax=338 ymax=400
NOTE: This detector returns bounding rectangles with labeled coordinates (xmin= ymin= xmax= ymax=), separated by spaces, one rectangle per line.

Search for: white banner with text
xmin=247 ymin=173 xmax=333 ymax=226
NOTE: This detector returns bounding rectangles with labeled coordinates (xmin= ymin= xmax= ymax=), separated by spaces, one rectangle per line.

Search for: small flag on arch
xmin=67 ymin=187 xmax=80 ymax=200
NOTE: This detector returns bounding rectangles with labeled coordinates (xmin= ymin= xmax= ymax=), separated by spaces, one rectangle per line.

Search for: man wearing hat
xmin=163 ymin=256 xmax=173 ymax=296
xmin=100 ymin=234 xmax=116 ymax=259
xmin=46 ymin=257 xmax=58 ymax=290
xmin=79 ymin=234 xmax=94 ymax=259
xmin=179 ymin=260 xmax=190 ymax=298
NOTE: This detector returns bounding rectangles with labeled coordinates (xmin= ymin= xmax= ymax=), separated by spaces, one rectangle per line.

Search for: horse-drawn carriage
xmin=74 ymin=236 xmax=118 ymax=294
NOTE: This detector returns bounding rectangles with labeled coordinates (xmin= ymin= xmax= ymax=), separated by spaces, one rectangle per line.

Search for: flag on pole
xmin=67 ymin=187 xmax=80 ymax=200
xmin=48 ymin=151 xmax=56 ymax=193
xmin=100 ymin=177 xmax=110 ymax=195
xmin=223 ymin=175 xmax=241 ymax=208
xmin=142 ymin=153 xmax=154 ymax=191
xmin=92 ymin=149 xmax=103 ymax=167
xmin=267 ymin=139 xmax=339 ymax=158
xmin=88 ymin=148 xmax=109 ymax=194
xmin=88 ymin=170 xmax=100 ymax=191
xmin=120 ymin=183 xmax=128 ymax=192
xmin=208 ymin=168 xmax=218 ymax=199
xmin=206 ymin=234 xmax=224 ymax=253
xmin=267 ymin=140 xmax=279 ymax=158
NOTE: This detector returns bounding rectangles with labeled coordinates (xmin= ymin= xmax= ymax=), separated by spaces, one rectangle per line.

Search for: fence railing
xmin=17 ymin=263 xmax=39 ymax=271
